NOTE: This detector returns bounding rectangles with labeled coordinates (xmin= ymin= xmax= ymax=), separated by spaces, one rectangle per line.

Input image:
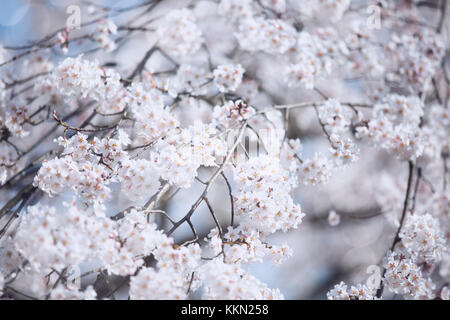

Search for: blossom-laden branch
xmin=0 ymin=0 xmax=448 ymax=301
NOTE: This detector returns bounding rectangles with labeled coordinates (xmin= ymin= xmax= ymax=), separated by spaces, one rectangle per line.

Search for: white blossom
xmin=235 ymin=17 xmax=296 ymax=55
xmin=157 ymin=9 xmax=204 ymax=58
xmin=233 ymin=155 xmax=304 ymax=234
xmin=218 ymin=0 xmax=254 ymax=20
xmin=400 ymin=213 xmax=446 ymax=263
xmin=119 ymin=159 xmax=161 ymax=202
xmin=130 ymin=267 xmax=186 ymax=300
xmin=328 ymin=210 xmax=341 ymax=227
xmin=327 ymin=281 xmax=376 ymax=300
xmin=383 ymin=250 xmax=436 ymax=300
xmin=212 ymin=100 xmax=255 ymax=128
xmin=298 ymin=152 xmax=333 ymax=186
xmin=200 ymin=259 xmax=284 ymax=300
xmin=50 ymin=285 xmax=97 ymax=300
xmin=318 ymin=99 xmax=353 ymax=134
xmin=213 ymin=64 xmax=245 ymax=93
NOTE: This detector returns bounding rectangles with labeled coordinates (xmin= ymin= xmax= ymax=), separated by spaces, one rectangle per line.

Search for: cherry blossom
xmin=157 ymin=9 xmax=204 ymax=59
xmin=0 ymin=0 xmax=448 ymax=302
xmin=327 ymin=281 xmax=376 ymax=300
xmin=213 ymin=64 xmax=245 ymax=93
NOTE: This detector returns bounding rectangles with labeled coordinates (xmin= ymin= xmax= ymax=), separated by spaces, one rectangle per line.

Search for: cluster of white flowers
xmin=56 ymin=30 xmax=68 ymax=55
xmin=280 ymin=138 xmax=303 ymax=173
xmin=400 ymin=213 xmax=446 ymax=264
xmin=50 ymin=285 xmax=97 ymax=300
xmin=383 ymin=250 xmax=435 ymax=299
xmin=213 ymin=64 xmax=245 ymax=93
xmin=96 ymin=70 xmax=124 ymax=108
xmin=373 ymin=95 xmax=424 ymax=126
xmin=118 ymin=159 xmax=161 ymax=202
xmin=0 ymin=141 xmax=22 ymax=185
xmin=14 ymin=203 xmax=116 ymax=271
xmin=235 ymin=79 xmax=259 ymax=104
xmin=35 ymin=157 xmax=108 ymax=203
xmin=94 ymin=131 xmax=130 ymax=169
xmin=151 ymin=141 xmax=199 ymax=189
xmin=127 ymin=214 xmax=201 ymax=299
xmin=286 ymin=29 xmax=349 ymax=89
xmin=428 ymin=191 xmax=450 ymax=230
xmin=175 ymin=64 xmax=209 ymax=95
xmin=40 ymin=55 xmax=129 ymax=112
xmin=111 ymin=209 xmax=197 ymax=277
xmin=10 ymin=203 xmax=203 ymax=295
xmin=134 ymin=102 xmax=178 ymax=143
xmin=49 ymin=56 xmax=103 ymax=100
xmin=386 ymin=30 xmax=445 ymax=90
xmin=298 ymin=152 xmax=333 ymax=186
xmin=356 ymin=95 xmax=426 ymax=161
xmin=260 ymin=0 xmax=286 ymax=13
xmin=157 ymin=9 xmax=204 ymax=59
xmin=0 ymin=237 xmax=22 ymax=276
xmin=130 ymin=267 xmax=186 ymax=300
xmin=206 ymin=226 xmax=293 ymax=265
xmin=330 ymin=134 xmax=360 ymax=167
xmin=218 ymin=0 xmax=254 ymax=20
xmin=95 ymin=19 xmax=117 ymax=52
xmin=318 ymin=99 xmax=353 ymax=134
xmin=97 ymin=86 xmax=129 ymax=114
xmin=128 ymin=83 xmax=179 ymax=144
xmin=344 ymin=19 xmax=374 ymax=51
xmin=233 ymin=155 xmax=304 ymax=234
xmin=34 ymin=132 xmax=130 ymax=205
xmin=421 ymin=104 xmax=450 ymax=163
xmin=235 ymin=17 xmax=297 ymax=55
xmin=298 ymin=0 xmax=351 ymax=23
xmin=154 ymin=243 xmax=201 ymax=292
xmin=200 ymin=259 xmax=283 ymax=300
xmin=327 ymin=281 xmax=376 ymax=300
xmin=212 ymin=100 xmax=256 ymax=128
xmin=151 ymin=122 xmax=227 ymax=188
xmin=0 ymin=97 xmax=30 ymax=138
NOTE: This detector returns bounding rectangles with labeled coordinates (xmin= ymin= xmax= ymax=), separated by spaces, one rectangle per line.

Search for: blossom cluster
xmin=356 ymin=95 xmax=426 ymax=161
xmin=200 ymin=259 xmax=284 ymax=300
xmin=236 ymin=17 xmax=297 ymax=55
xmin=14 ymin=203 xmax=116 ymax=272
xmin=327 ymin=281 xmax=376 ymax=300
xmin=206 ymin=226 xmax=293 ymax=265
xmin=34 ymin=131 xmax=140 ymax=208
xmin=386 ymin=30 xmax=445 ymax=90
xmin=299 ymin=0 xmax=351 ymax=23
xmin=157 ymin=9 xmax=204 ymax=59
xmin=151 ymin=121 xmax=227 ymax=188
xmin=233 ymin=155 xmax=304 ymax=234
xmin=399 ymin=213 xmax=446 ymax=264
xmin=95 ymin=20 xmax=118 ymax=52
xmin=212 ymin=100 xmax=256 ymax=128
xmin=213 ymin=64 xmax=245 ymax=93
xmin=286 ymin=29 xmax=349 ymax=89
xmin=382 ymin=250 xmax=435 ymax=300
